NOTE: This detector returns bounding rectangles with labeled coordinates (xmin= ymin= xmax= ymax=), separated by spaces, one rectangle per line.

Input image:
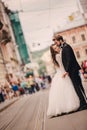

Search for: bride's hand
xmin=62 ymin=72 xmax=68 ymax=78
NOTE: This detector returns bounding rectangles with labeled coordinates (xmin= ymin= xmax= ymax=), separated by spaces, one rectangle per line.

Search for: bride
xmin=47 ymin=44 xmax=80 ymax=117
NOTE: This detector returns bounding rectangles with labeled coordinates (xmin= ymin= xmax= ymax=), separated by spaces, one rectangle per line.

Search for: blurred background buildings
xmin=0 ymin=0 xmax=87 ymax=82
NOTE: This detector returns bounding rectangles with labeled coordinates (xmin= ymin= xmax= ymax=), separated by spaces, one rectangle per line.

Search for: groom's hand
xmin=62 ymin=72 xmax=68 ymax=78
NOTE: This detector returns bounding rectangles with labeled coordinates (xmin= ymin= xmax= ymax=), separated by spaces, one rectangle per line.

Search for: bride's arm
xmin=62 ymin=72 xmax=69 ymax=78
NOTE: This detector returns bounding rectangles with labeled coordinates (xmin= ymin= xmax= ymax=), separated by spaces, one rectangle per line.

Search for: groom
xmin=53 ymin=34 xmax=87 ymax=110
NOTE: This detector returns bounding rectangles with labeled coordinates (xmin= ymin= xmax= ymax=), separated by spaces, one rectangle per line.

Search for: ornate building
xmin=0 ymin=1 xmax=20 ymax=83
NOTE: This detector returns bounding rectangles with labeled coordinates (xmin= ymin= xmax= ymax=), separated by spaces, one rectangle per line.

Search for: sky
xmin=3 ymin=0 xmax=79 ymax=51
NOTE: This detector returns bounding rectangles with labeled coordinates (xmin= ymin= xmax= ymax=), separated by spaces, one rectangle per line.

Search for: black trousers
xmin=69 ymin=71 xmax=86 ymax=106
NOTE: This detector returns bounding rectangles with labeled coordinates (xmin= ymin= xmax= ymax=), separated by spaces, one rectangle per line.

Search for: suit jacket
xmin=61 ymin=42 xmax=81 ymax=73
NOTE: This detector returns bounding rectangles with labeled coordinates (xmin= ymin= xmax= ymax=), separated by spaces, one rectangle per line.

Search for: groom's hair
xmin=53 ymin=34 xmax=64 ymax=42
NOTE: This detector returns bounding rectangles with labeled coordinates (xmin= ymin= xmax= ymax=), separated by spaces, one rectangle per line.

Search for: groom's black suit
xmin=61 ymin=42 xmax=86 ymax=107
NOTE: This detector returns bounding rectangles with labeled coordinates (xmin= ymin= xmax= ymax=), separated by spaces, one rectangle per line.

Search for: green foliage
xmin=32 ymin=47 xmax=49 ymax=59
xmin=38 ymin=61 xmax=46 ymax=75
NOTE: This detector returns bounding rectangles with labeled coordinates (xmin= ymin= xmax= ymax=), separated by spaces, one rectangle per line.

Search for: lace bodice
xmin=56 ymin=53 xmax=65 ymax=72
xmin=56 ymin=53 xmax=63 ymax=66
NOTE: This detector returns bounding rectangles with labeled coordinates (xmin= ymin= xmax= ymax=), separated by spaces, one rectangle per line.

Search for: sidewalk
xmin=46 ymin=110 xmax=87 ymax=130
xmin=0 ymin=97 xmax=19 ymax=112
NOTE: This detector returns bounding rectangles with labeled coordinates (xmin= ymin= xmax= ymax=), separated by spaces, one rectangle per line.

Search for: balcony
xmin=10 ymin=57 xmax=19 ymax=64
xmin=0 ymin=29 xmax=11 ymax=45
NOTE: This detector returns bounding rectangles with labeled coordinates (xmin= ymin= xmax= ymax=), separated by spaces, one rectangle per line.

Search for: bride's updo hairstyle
xmin=53 ymin=34 xmax=64 ymax=42
xmin=50 ymin=44 xmax=59 ymax=67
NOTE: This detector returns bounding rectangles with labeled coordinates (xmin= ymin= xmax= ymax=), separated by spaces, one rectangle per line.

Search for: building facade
xmin=0 ymin=1 xmax=10 ymax=82
xmin=9 ymin=12 xmax=30 ymax=65
xmin=77 ymin=0 xmax=87 ymax=20
xmin=0 ymin=1 xmax=21 ymax=83
xmin=57 ymin=24 xmax=87 ymax=64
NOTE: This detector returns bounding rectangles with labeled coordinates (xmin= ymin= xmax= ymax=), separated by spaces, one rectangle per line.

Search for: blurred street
xmin=0 ymin=0 xmax=87 ymax=130
xmin=0 ymin=86 xmax=87 ymax=130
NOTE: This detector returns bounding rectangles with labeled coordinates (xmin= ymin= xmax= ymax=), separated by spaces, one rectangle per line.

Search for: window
xmin=72 ymin=36 xmax=76 ymax=43
xmin=85 ymin=49 xmax=87 ymax=55
xmin=81 ymin=34 xmax=86 ymax=41
xmin=76 ymin=51 xmax=80 ymax=58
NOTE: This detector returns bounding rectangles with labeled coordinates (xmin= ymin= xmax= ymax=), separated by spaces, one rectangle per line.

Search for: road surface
xmin=0 ymin=89 xmax=87 ymax=130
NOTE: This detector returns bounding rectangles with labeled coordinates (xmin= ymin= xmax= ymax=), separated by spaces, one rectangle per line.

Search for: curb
xmin=0 ymin=98 xmax=19 ymax=113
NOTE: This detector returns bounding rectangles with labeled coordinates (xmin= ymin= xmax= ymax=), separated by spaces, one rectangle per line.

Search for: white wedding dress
xmin=47 ymin=53 xmax=80 ymax=117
